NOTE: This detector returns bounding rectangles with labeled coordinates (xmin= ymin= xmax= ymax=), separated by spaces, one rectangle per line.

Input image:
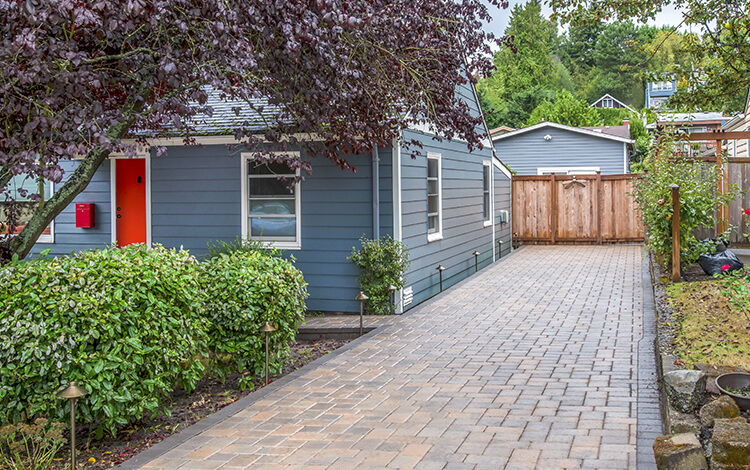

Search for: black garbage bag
xmin=698 ymin=249 xmax=743 ymax=276
xmin=700 ymin=237 xmax=729 ymax=254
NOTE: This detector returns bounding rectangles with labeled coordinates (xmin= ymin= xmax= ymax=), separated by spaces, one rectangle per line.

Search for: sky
xmin=482 ymin=1 xmax=687 ymax=41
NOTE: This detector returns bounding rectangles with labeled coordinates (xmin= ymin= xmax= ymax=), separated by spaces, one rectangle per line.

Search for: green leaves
xmin=201 ymin=251 xmax=308 ymax=387
xmin=632 ymin=133 xmax=740 ymax=266
xmin=0 ymin=244 xmax=208 ymax=437
xmin=349 ymin=236 xmax=410 ymax=315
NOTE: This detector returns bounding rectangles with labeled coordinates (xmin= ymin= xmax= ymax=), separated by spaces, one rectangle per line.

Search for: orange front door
xmin=115 ymin=159 xmax=147 ymax=246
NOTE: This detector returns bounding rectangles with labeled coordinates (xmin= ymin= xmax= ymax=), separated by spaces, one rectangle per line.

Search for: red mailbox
xmin=75 ymin=203 xmax=95 ymax=228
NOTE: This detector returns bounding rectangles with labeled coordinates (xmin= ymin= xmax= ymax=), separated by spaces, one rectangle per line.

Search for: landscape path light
xmin=354 ymin=291 xmax=368 ymax=336
xmin=260 ymin=322 xmax=277 ymax=386
xmin=473 ymin=251 xmax=480 ymax=272
xmin=57 ymin=381 xmax=88 ymax=470
xmin=436 ymin=265 xmax=446 ymax=292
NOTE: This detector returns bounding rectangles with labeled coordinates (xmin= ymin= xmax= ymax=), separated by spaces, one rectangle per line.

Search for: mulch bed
xmin=52 ymin=339 xmax=348 ymax=469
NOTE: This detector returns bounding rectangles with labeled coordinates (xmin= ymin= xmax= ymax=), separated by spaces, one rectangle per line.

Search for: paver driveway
xmin=125 ymin=245 xmax=661 ymax=470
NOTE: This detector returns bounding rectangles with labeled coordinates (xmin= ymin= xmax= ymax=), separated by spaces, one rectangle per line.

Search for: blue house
xmin=25 ymin=84 xmax=512 ymax=313
xmin=645 ymin=79 xmax=677 ymax=109
xmin=491 ymin=122 xmax=635 ymax=176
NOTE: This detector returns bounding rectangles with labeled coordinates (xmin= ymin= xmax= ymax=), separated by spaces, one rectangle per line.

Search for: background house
xmin=646 ymin=79 xmax=678 ymax=109
xmin=25 ymin=84 xmax=512 ymax=313
xmin=589 ymin=93 xmax=634 ymax=113
xmin=723 ymin=94 xmax=750 ymax=158
xmin=491 ymin=122 xmax=635 ymax=175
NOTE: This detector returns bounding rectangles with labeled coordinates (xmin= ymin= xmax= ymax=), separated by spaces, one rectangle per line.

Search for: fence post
xmin=596 ymin=171 xmax=602 ymax=245
xmin=670 ymin=184 xmax=680 ymax=282
xmin=716 ymin=139 xmax=725 ymax=234
xmin=550 ymin=173 xmax=556 ymax=244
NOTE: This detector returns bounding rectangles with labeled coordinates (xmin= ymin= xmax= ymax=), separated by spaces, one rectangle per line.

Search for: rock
xmin=711 ymin=417 xmax=750 ymax=470
xmin=669 ymin=409 xmax=701 ymax=435
xmin=664 ymin=370 xmax=707 ymax=413
xmin=700 ymin=395 xmax=741 ymax=427
xmin=653 ymin=433 xmax=708 ymax=470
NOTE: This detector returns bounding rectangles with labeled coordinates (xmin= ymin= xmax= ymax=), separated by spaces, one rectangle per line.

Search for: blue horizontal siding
xmin=28 ymin=144 xmax=394 ymax=314
xmin=28 ymin=159 xmax=112 ymax=257
xmin=399 ymin=129 xmax=506 ymax=309
xmin=493 ymin=127 xmax=628 ymax=175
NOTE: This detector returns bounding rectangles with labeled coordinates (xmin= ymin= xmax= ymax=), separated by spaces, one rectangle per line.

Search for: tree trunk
xmin=6 ymin=93 xmax=149 ymax=261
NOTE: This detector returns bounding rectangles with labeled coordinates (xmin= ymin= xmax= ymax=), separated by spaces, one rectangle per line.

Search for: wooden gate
xmin=512 ymin=173 xmax=644 ymax=244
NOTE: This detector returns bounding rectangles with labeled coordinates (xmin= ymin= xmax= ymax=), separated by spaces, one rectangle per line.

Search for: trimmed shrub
xmin=0 ymin=244 xmax=208 ymax=437
xmin=349 ymin=236 xmax=410 ymax=315
xmin=201 ymin=251 xmax=307 ymax=388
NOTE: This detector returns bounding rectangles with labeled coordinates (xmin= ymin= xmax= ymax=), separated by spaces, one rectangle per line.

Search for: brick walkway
xmin=123 ymin=245 xmax=661 ymax=470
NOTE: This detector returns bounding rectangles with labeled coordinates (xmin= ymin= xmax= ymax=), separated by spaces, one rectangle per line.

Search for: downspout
xmin=372 ymin=147 xmax=380 ymax=240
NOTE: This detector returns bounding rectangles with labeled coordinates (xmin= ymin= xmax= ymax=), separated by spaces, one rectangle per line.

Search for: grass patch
xmin=666 ymin=280 xmax=750 ymax=369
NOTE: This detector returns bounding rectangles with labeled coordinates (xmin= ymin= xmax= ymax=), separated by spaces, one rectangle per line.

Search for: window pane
xmin=483 ymin=194 xmax=490 ymax=220
xmin=428 ymin=195 xmax=438 ymax=213
xmin=248 ymin=177 xmax=292 ymax=196
xmin=428 ymin=216 xmax=437 ymax=232
xmin=249 ymin=162 xmax=295 ymax=176
xmin=1 ymin=175 xmax=52 ymax=234
xmin=249 ymin=199 xmax=295 ymax=215
xmin=428 ymin=180 xmax=437 ymax=195
xmin=428 ymin=158 xmax=438 ymax=177
xmin=250 ymin=217 xmax=296 ymax=237
xmin=483 ymin=166 xmax=489 ymax=188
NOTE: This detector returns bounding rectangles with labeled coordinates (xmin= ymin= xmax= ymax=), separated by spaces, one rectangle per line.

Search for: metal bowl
xmin=716 ymin=373 xmax=750 ymax=410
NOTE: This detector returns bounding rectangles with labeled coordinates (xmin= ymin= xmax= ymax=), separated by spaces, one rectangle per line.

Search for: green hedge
xmin=0 ymin=244 xmax=308 ymax=435
xmin=0 ymin=245 xmax=208 ymax=437
xmin=201 ymin=251 xmax=307 ymax=388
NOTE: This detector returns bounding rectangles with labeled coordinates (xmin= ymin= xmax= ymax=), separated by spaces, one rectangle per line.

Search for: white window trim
xmin=109 ymin=153 xmax=152 ymax=246
xmin=241 ymin=152 xmax=302 ymax=250
xmin=537 ymin=167 xmax=600 ymax=175
xmin=426 ymin=152 xmax=443 ymax=242
xmin=482 ymin=161 xmax=492 ymax=227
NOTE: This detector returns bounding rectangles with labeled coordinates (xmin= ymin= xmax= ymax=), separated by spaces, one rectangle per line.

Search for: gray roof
xmin=492 ymin=122 xmax=634 ymax=145
xmin=582 ymin=125 xmax=631 ymax=140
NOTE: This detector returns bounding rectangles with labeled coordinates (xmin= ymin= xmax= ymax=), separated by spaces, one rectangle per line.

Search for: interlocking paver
xmin=121 ymin=245 xmax=661 ymax=470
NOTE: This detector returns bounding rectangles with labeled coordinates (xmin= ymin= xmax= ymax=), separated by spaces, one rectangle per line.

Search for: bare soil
xmin=51 ymin=340 xmax=348 ymax=469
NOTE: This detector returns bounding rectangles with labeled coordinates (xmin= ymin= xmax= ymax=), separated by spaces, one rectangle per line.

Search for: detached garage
xmin=491 ymin=122 xmax=635 ymax=175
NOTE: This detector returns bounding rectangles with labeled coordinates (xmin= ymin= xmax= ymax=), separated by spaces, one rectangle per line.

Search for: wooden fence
xmin=695 ymin=161 xmax=750 ymax=244
xmin=512 ymin=173 xmax=644 ymax=244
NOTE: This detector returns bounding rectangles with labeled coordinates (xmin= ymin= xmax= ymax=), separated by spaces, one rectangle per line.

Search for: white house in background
xmin=723 ymin=93 xmax=750 ymax=158
xmin=589 ymin=93 xmax=635 ymax=113
xmin=491 ymin=121 xmax=635 ymax=175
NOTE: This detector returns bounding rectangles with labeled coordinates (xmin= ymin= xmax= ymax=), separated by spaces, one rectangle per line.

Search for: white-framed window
xmin=426 ymin=152 xmax=442 ymax=242
xmin=652 ymin=81 xmax=673 ymax=91
xmin=241 ymin=153 xmax=301 ymax=249
xmin=602 ymin=98 xmax=613 ymax=108
xmin=482 ymin=161 xmax=491 ymax=226
xmin=537 ymin=167 xmax=600 ymax=175
xmin=1 ymin=174 xmax=54 ymax=243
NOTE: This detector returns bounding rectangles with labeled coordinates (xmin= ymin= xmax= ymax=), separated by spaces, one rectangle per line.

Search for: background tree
xmin=0 ymin=0 xmax=509 ymax=261
xmin=526 ymin=90 xmax=600 ymax=127
xmin=549 ymin=0 xmax=750 ymax=111
xmin=478 ymin=0 xmax=561 ymax=128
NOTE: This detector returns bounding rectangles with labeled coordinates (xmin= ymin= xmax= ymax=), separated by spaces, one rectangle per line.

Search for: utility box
xmin=75 ymin=203 xmax=95 ymax=228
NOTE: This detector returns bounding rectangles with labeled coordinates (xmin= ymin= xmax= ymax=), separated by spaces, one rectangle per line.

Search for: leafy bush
xmin=205 ymin=236 xmax=274 ymax=260
xmin=349 ymin=236 xmax=410 ymax=315
xmin=0 ymin=418 xmax=65 ymax=470
xmin=632 ymin=133 xmax=739 ymax=266
xmin=201 ymin=251 xmax=307 ymax=388
xmin=0 ymin=244 xmax=208 ymax=437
